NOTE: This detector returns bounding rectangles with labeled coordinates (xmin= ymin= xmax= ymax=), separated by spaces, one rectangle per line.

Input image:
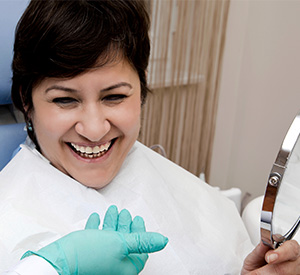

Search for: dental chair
xmin=242 ymin=196 xmax=264 ymax=246
xmin=0 ymin=1 xmax=29 ymax=170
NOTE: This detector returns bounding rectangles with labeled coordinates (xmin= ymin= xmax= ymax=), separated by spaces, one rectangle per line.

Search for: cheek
xmin=32 ymin=106 xmax=74 ymax=142
xmin=117 ymin=101 xmax=141 ymax=135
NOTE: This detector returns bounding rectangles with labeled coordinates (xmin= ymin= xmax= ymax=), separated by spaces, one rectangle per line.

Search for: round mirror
xmin=261 ymin=112 xmax=300 ymax=249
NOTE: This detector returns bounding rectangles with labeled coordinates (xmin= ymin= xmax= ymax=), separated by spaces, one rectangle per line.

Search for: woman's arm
xmin=2 ymin=255 xmax=57 ymax=275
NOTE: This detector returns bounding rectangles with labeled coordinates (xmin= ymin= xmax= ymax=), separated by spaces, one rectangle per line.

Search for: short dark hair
xmin=11 ymin=0 xmax=150 ymax=143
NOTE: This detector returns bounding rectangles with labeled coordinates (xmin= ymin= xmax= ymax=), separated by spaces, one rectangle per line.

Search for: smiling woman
xmin=30 ymin=60 xmax=141 ymax=189
xmin=11 ymin=0 xmax=150 ymax=149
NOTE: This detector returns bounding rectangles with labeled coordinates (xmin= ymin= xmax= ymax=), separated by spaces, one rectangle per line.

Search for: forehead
xmin=33 ymin=59 xmax=140 ymax=92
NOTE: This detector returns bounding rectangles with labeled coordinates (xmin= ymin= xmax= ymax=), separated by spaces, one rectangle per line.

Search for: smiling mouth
xmin=67 ymin=139 xmax=116 ymax=159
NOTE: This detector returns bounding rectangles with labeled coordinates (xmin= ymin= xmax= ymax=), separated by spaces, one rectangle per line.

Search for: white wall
xmin=209 ymin=0 xmax=300 ymax=201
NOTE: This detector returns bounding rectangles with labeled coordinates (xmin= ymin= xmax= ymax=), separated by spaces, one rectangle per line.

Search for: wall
xmin=209 ymin=0 xmax=300 ymax=201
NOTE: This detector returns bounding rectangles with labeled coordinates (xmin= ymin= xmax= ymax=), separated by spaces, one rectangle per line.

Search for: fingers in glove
xmin=127 ymin=254 xmax=149 ymax=273
xmin=117 ymin=209 xmax=132 ymax=233
xmin=131 ymin=216 xmax=146 ymax=233
xmin=85 ymin=212 xmax=100 ymax=229
xmin=103 ymin=205 xmax=119 ymax=231
xmin=125 ymin=232 xmax=168 ymax=254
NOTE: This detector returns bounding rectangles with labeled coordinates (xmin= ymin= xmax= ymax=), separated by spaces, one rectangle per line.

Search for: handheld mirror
xmin=261 ymin=111 xmax=300 ymax=249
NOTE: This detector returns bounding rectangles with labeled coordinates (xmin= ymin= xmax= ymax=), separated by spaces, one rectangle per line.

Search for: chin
xmin=75 ymin=174 xmax=113 ymax=189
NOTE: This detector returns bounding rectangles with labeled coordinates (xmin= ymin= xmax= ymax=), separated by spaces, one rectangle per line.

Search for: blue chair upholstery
xmin=0 ymin=1 xmax=29 ymax=170
xmin=0 ymin=123 xmax=27 ymax=170
xmin=0 ymin=1 xmax=29 ymax=104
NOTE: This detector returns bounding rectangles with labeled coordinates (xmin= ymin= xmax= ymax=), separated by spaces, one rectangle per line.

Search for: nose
xmin=75 ymin=105 xmax=111 ymax=142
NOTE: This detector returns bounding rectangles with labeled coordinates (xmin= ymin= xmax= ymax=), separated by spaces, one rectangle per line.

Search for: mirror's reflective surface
xmin=261 ymin=112 xmax=300 ymax=248
xmin=272 ymin=134 xmax=300 ymax=244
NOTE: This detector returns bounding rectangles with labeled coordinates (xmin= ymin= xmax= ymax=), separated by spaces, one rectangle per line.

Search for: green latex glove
xmin=21 ymin=205 xmax=168 ymax=275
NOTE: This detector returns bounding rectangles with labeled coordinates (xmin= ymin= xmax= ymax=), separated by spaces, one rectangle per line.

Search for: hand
xmin=21 ymin=205 xmax=168 ymax=275
xmin=241 ymin=240 xmax=300 ymax=274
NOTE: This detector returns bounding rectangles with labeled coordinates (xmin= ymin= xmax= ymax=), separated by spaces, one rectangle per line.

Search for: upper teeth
xmin=71 ymin=142 xmax=111 ymax=154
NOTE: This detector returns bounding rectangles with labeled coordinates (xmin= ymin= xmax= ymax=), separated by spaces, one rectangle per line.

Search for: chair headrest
xmin=0 ymin=1 xmax=29 ymax=105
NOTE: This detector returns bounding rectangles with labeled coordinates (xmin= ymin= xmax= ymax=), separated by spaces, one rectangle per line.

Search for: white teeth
xmin=70 ymin=141 xmax=111 ymax=156
xmin=100 ymin=143 xmax=110 ymax=151
xmin=85 ymin=147 xmax=93 ymax=154
xmin=92 ymin=146 xmax=100 ymax=153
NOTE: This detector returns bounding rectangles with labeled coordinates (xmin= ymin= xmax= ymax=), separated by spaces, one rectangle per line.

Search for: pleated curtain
xmin=139 ymin=0 xmax=230 ymax=182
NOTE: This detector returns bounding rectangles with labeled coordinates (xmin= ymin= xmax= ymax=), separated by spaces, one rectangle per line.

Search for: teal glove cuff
xmin=22 ymin=241 xmax=69 ymax=275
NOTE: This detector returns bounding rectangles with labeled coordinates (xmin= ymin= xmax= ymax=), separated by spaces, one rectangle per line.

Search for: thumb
xmin=124 ymin=232 xmax=168 ymax=254
xmin=242 ymin=242 xmax=271 ymax=272
xmin=85 ymin=212 xmax=100 ymax=229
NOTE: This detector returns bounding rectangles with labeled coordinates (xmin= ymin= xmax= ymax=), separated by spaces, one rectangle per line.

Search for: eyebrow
xmin=45 ymin=82 xmax=132 ymax=94
xmin=101 ymin=82 xmax=132 ymax=92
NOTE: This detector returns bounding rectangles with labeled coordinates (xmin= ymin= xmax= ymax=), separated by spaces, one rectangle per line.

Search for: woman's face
xmin=30 ymin=59 xmax=141 ymax=189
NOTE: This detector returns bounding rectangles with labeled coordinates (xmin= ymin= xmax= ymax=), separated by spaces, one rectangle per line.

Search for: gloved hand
xmin=21 ymin=205 xmax=168 ymax=275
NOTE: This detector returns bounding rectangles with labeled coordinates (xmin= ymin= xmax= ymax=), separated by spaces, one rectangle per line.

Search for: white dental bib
xmin=0 ymin=141 xmax=253 ymax=274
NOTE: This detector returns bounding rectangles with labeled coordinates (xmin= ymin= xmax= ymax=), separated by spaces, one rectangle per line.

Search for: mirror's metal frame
xmin=261 ymin=113 xmax=300 ymax=249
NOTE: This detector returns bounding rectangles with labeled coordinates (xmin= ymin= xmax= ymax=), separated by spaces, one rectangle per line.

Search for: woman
xmin=0 ymin=0 xmax=299 ymax=274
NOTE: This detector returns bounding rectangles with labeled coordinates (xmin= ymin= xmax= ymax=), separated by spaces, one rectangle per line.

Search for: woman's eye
xmin=52 ymin=97 xmax=78 ymax=106
xmin=103 ymin=94 xmax=127 ymax=102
